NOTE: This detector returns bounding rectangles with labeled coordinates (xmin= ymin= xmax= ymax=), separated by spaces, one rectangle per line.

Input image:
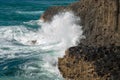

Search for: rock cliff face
xmin=70 ymin=0 xmax=120 ymax=47
xmin=59 ymin=46 xmax=120 ymax=80
xmin=42 ymin=0 xmax=120 ymax=80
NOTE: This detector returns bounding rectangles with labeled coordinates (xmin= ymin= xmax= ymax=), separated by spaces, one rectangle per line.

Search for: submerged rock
xmin=31 ymin=40 xmax=37 ymax=44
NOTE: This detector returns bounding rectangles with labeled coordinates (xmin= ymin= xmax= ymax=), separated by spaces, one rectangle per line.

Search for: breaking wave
xmin=0 ymin=11 xmax=84 ymax=80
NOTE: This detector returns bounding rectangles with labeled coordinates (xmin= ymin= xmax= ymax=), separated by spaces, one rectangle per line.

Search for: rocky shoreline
xmin=59 ymin=45 xmax=120 ymax=80
xmin=42 ymin=0 xmax=120 ymax=80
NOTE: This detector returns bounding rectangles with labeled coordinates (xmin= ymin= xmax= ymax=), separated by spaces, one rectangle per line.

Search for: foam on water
xmin=16 ymin=11 xmax=44 ymax=15
xmin=0 ymin=11 xmax=84 ymax=79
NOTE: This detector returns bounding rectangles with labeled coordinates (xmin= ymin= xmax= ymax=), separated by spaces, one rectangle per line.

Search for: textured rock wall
xmin=69 ymin=0 xmax=120 ymax=47
xmin=59 ymin=46 xmax=120 ymax=80
xmin=58 ymin=0 xmax=120 ymax=80
xmin=42 ymin=0 xmax=120 ymax=80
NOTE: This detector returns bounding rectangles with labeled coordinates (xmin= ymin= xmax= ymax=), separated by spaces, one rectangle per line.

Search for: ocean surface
xmin=0 ymin=0 xmax=82 ymax=80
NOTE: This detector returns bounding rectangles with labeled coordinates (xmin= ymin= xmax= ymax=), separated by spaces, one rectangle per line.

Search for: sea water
xmin=0 ymin=0 xmax=83 ymax=80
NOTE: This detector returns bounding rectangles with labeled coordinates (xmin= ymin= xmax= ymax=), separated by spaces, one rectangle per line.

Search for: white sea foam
xmin=16 ymin=11 xmax=44 ymax=15
xmin=40 ymin=11 xmax=84 ymax=49
xmin=23 ymin=20 xmax=42 ymax=26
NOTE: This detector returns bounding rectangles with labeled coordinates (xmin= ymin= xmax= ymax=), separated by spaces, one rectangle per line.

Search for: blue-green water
xmin=0 ymin=0 xmax=79 ymax=80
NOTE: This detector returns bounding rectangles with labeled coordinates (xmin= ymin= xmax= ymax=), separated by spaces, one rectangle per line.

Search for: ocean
xmin=0 ymin=0 xmax=82 ymax=80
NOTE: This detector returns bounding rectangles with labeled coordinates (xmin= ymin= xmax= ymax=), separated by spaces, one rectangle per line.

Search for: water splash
xmin=0 ymin=11 xmax=84 ymax=79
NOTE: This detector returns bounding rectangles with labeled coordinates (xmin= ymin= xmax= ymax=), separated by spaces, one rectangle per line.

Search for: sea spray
xmin=0 ymin=11 xmax=84 ymax=79
xmin=40 ymin=11 xmax=83 ymax=49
